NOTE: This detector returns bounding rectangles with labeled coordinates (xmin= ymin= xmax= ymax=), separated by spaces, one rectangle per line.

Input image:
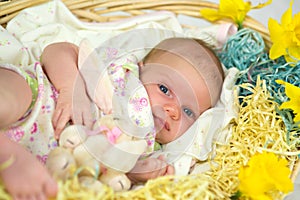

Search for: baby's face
xmin=139 ymin=51 xmax=211 ymax=144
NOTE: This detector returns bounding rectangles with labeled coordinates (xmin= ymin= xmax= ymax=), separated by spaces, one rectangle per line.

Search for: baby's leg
xmin=0 ymin=134 xmax=58 ymax=200
xmin=0 ymin=68 xmax=32 ymax=128
xmin=0 ymin=68 xmax=57 ymax=199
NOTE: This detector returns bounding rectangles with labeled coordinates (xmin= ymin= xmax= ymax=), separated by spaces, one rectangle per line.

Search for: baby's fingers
xmin=52 ymin=108 xmax=71 ymax=139
xmin=52 ymin=107 xmax=62 ymax=129
xmin=71 ymin=111 xmax=83 ymax=126
xmin=157 ymin=155 xmax=166 ymax=161
xmin=165 ymin=165 xmax=175 ymax=176
xmin=82 ymin=110 xmax=94 ymax=130
xmin=72 ymin=102 xmax=94 ymax=129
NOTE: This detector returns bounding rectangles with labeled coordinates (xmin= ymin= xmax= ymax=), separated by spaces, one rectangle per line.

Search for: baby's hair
xmin=192 ymin=38 xmax=224 ymax=81
xmin=143 ymin=37 xmax=224 ymax=81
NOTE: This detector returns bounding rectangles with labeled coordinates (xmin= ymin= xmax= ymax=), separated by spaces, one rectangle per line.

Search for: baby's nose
xmin=163 ymin=104 xmax=180 ymax=120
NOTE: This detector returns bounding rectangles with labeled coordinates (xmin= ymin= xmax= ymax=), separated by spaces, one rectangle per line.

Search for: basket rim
xmin=0 ymin=0 xmax=271 ymax=47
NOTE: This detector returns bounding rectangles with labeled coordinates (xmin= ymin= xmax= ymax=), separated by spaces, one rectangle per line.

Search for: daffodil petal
xmin=284 ymin=55 xmax=294 ymax=63
xmin=201 ymin=0 xmax=268 ymax=28
xmin=268 ymin=0 xmax=300 ymax=63
xmin=268 ymin=18 xmax=285 ymax=44
xmin=277 ymin=80 xmax=300 ymax=99
xmin=269 ymin=42 xmax=286 ymax=59
xmin=282 ymin=32 xmax=295 ymax=46
xmin=295 ymin=113 xmax=300 ymax=122
xmin=277 ymin=80 xmax=300 ymax=124
xmin=219 ymin=0 xmax=250 ymax=14
xmin=219 ymin=0 xmax=250 ymax=25
xmin=285 ymin=46 xmax=300 ymax=63
xmin=254 ymin=194 xmax=273 ymax=200
xmin=275 ymin=79 xmax=284 ymax=85
xmin=289 ymin=0 xmax=295 ymax=11
xmin=293 ymin=13 xmax=300 ymax=45
xmin=252 ymin=0 xmax=272 ymax=9
xmin=239 ymin=152 xmax=293 ymax=199
xmin=284 ymin=81 xmax=300 ymax=99
xmin=219 ymin=0 xmax=237 ymax=12
xmin=270 ymin=159 xmax=293 ymax=192
xmin=281 ymin=2 xmax=293 ymax=25
xmin=200 ymin=9 xmax=223 ymax=21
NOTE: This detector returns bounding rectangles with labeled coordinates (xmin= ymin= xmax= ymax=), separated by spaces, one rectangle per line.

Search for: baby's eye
xmin=183 ymin=108 xmax=195 ymax=118
xmin=159 ymin=84 xmax=170 ymax=96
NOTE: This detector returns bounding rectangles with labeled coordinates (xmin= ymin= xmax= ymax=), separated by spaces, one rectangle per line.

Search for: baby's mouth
xmin=164 ymin=121 xmax=170 ymax=131
xmin=153 ymin=115 xmax=169 ymax=132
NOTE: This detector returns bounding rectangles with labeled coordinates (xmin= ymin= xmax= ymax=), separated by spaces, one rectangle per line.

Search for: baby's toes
xmin=35 ymin=192 xmax=47 ymax=200
xmin=10 ymin=185 xmax=35 ymax=200
xmin=43 ymin=177 xmax=58 ymax=198
xmin=12 ymin=193 xmax=38 ymax=200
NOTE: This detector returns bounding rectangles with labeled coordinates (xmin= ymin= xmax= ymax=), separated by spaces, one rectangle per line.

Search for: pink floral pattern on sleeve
xmin=107 ymin=54 xmax=156 ymax=153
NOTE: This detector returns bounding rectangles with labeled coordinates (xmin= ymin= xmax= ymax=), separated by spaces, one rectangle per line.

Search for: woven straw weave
xmin=0 ymin=0 xmax=271 ymax=46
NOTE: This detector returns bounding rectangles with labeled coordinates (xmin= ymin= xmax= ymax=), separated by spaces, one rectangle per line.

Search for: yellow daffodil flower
xmin=268 ymin=0 xmax=300 ymax=63
xmin=200 ymin=0 xmax=272 ymax=29
xmin=238 ymin=152 xmax=293 ymax=200
xmin=276 ymin=80 xmax=300 ymax=123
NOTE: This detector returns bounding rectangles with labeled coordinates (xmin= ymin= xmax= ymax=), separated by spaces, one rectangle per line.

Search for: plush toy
xmin=46 ymin=115 xmax=148 ymax=191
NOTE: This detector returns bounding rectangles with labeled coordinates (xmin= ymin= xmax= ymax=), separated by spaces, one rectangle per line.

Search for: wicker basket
xmin=1 ymin=0 xmax=298 ymax=199
xmin=0 ymin=0 xmax=271 ymax=46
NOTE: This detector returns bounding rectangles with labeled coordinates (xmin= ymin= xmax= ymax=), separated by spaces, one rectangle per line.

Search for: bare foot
xmin=0 ymin=134 xmax=58 ymax=200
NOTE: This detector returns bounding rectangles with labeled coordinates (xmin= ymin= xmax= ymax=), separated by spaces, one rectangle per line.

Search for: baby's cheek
xmin=181 ymin=117 xmax=195 ymax=132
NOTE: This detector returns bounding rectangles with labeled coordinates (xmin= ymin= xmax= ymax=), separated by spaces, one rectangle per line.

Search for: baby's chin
xmin=155 ymin=126 xmax=187 ymax=144
xmin=154 ymin=126 xmax=167 ymax=144
xmin=155 ymin=130 xmax=178 ymax=145
xmin=154 ymin=135 xmax=167 ymax=144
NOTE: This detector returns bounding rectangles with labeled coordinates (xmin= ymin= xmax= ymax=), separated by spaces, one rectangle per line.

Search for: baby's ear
xmin=137 ymin=61 xmax=144 ymax=75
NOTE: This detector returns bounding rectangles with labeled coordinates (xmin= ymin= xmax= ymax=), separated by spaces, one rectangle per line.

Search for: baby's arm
xmin=126 ymin=155 xmax=174 ymax=183
xmin=41 ymin=42 xmax=93 ymax=138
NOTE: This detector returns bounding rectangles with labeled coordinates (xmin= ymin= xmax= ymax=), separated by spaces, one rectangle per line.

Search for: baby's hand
xmin=126 ymin=155 xmax=174 ymax=183
xmin=52 ymin=84 xmax=93 ymax=139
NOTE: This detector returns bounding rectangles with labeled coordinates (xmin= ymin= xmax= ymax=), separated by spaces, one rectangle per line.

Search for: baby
xmin=0 ymin=37 xmax=224 ymax=199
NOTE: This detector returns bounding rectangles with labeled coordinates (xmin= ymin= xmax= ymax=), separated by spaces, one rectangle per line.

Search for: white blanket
xmin=0 ymin=0 xmax=239 ymax=175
